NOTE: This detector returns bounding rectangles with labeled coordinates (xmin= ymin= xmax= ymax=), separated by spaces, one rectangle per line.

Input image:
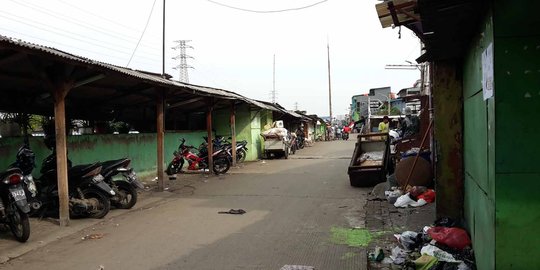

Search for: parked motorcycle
xmin=166 ymin=138 xmax=231 ymax=175
xmin=219 ymin=136 xmax=249 ymax=163
xmin=30 ymin=150 xmax=115 ymax=219
xmin=100 ymin=158 xmax=144 ymax=209
xmin=342 ymin=132 xmax=349 ymax=140
xmin=0 ymin=167 xmax=31 ymax=242
xmin=10 ymin=144 xmax=39 ymax=211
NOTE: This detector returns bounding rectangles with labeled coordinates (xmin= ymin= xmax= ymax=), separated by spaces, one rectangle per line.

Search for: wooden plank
xmin=230 ymin=102 xmax=237 ymax=167
xmin=52 ymin=82 xmax=72 ymax=227
xmin=156 ymin=88 xmax=165 ymax=191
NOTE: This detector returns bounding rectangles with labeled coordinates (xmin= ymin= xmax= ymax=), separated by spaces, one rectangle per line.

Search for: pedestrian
xmin=401 ymin=108 xmax=420 ymax=138
xmin=378 ymin=116 xmax=389 ymax=133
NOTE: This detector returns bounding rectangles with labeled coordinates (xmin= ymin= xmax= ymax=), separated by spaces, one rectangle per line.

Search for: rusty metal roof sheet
xmin=0 ymin=34 xmax=280 ymax=112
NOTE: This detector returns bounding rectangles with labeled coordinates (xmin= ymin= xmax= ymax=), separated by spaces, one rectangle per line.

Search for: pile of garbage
xmin=371 ymin=218 xmax=476 ymax=270
xmin=261 ymin=127 xmax=289 ymax=139
xmin=385 ymin=185 xmax=436 ymax=208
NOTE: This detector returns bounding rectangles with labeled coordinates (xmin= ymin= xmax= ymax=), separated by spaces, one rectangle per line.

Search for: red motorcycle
xmin=166 ymin=138 xmax=231 ymax=176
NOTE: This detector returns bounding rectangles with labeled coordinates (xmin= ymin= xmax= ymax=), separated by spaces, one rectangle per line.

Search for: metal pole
xmin=272 ymin=54 xmax=276 ymax=103
xmin=327 ymin=42 xmax=333 ymax=123
xmin=230 ymin=102 xmax=237 ymax=167
xmin=388 ymin=93 xmax=391 ymax=115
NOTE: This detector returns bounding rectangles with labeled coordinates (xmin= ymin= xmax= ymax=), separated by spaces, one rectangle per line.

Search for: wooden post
xmin=230 ymin=102 xmax=237 ymax=167
xmin=156 ymin=89 xmax=165 ymax=191
xmin=52 ymin=82 xmax=72 ymax=227
xmin=206 ymin=98 xmax=214 ymax=172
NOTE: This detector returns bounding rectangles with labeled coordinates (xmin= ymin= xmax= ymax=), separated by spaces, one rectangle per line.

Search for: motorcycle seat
xmin=101 ymin=158 xmax=129 ymax=174
xmin=69 ymin=163 xmax=101 ymax=178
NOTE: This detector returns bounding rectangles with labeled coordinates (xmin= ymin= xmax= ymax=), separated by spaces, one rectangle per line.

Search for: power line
xmin=0 ymin=28 xmax=163 ymax=67
xmin=7 ymin=0 xmax=160 ymax=50
xmin=0 ymin=11 xmax=160 ymax=59
xmin=206 ymin=0 xmax=328 ymax=13
xmin=55 ymin=0 xmax=162 ymax=41
xmin=0 ymin=13 xmax=162 ymax=63
xmin=127 ymin=0 xmax=158 ymax=67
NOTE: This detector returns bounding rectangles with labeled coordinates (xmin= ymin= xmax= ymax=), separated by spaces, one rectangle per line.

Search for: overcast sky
xmin=1 ymin=0 xmax=421 ymax=116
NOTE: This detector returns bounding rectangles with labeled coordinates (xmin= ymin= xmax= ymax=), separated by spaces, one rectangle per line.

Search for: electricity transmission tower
xmin=172 ymin=40 xmax=193 ymax=83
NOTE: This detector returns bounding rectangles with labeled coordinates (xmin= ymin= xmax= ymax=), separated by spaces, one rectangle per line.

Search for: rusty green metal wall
xmin=461 ymin=3 xmax=540 ymax=268
xmin=0 ymin=131 xmax=207 ymax=179
xmin=462 ymin=11 xmax=495 ymax=270
xmin=492 ymin=1 xmax=540 ymax=268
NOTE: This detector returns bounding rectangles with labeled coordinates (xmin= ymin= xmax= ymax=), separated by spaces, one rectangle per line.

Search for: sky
xmin=0 ymin=0 xmax=421 ymax=116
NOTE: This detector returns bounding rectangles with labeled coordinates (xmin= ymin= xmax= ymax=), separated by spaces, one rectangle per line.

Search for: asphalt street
xmin=1 ymin=138 xmax=371 ymax=270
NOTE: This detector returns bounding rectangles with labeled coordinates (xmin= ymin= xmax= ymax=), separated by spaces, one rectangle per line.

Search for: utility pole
xmin=271 ymin=54 xmax=277 ymax=103
xmin=327 ymin=41 xmax=333 ymax=123
xmin=162 ymin=0 xmax=165 ymax=77
xmin=172 ymin=40 xmax=194 ymax=83
xmin=294 ymin=102 xmax=299 ymax=111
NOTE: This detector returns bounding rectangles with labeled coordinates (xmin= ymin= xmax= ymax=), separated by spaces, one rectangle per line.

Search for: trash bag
xmin=394 ymin=193 xmax=415 ymax=207
xmin=428 ymin=227 xmax=471 ymax=250
xmin=395 ymin=231 xmax=421 ymax=250
xmin=421 ymin=245 xmax=462 ymax=263
xmin=410 ymin=186 xmax=428 ymax=197
xmin=390 ymin=246 xmax=408 ymax=265
xmin=415 ymin=255 xmax=438 ymax=270
xmin=434 ymin=217 xmax=457 ymax=227
xmin=418 ymin=189 xmax=436 ymax=203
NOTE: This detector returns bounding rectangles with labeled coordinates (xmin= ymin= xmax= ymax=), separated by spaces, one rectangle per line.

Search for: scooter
xmin=166 ymin=138 xmax=231 ymax=176
xmin=29 ymin=149 xmax=116 ymax=219
xmin=0 ymin=167 xmax=31 ymax=242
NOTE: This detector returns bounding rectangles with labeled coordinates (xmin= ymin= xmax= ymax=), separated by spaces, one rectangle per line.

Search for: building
xmin=376 ymin=1 xmax=540 ymax=269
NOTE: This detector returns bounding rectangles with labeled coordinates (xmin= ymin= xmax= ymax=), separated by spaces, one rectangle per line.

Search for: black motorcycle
xmin=219 ymin=136 xmax=249 ymax=163
xmin=0 ymin=167 xmax=31 ymax=242
xmin=99 ymin=158 xmax=144 ymax=209
xmin=33 ymin=150 xmax=115 ymax=219
xmin=342 ymin=132 xmax=349 ymax=140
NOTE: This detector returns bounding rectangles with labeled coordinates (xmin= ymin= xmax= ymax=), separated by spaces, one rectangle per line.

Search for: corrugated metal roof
xmin=0 ymin=35 xmax=281 ymax=112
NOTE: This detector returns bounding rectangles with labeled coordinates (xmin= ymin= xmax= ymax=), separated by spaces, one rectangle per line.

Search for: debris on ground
xmin=375 ymin=219 xmax=476 ymax=269
xmin=82 ymin=233 xmax=105 ymax=240
xmin=218 ymin=209 xmax=246 ymax=215
xmin=368 ymin=246 xmax=384 ymax=262
xmin=280 ymin=265 xmax=315 ymax=270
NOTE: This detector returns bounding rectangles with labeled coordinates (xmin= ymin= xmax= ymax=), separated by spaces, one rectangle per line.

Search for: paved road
xmin=2 ymin=138 xmax=370 ymax=270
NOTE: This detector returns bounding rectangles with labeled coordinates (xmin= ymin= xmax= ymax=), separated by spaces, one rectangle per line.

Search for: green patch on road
xmin=330 ymin=227 xmax=385 ymax=247
xmin=340 ymin=252 xmax=357 ymax=260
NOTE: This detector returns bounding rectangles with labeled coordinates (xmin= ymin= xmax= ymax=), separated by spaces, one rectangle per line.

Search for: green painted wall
xmin=212 ymin=105 xmax=270 ymax=161
xmin=0 ymin=131 xmax=207 ymax=179
xmin=462 ymin=3 xmax=540 ymax=268
xmin=462 ymin=12 xmax=495 ymax=270
xmin=492 ymin=1 xmax=540 ymax=268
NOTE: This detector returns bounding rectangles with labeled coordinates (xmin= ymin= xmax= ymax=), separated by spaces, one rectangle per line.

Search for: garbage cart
xmin=348 ymin=132 xmax=390 ymax=187
xmin=262 ymin=134 xmax=291 ymax=159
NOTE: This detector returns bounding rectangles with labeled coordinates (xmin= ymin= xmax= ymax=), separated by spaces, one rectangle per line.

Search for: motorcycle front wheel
xmin=166 ymin=161 xmax=181 ymax=175
xmin=81 ymin=188 xmax=111 ymax=219
xmin=8 ymin=203 xmax=30 ymax=242
xmin=213 ymin=157 xmax=231 ymax=175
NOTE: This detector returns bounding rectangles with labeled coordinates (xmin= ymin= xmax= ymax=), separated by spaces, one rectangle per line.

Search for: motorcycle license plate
xmin=9 ymin=188 xmax=26 ymax=202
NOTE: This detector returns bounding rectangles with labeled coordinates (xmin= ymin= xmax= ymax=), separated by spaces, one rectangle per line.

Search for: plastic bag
xmin=428 ymin=227 xmax=471 ymax=250
xmin=394 ymin=193 xmax=414 ymax=207
xmin=390 ymin=246 xmax=407 ymax=265
xmin=418 ymin=189 xmax=436 ymax=203
xmin=395 ymin=231 xmax=419 ymax=250
xmin=409 ymin=198 xmax=427 ymax=207
xmin=410 ymin=186 xmax=428 ymax=197
xmin=420 ymin=245 xmax=462 ymax=263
